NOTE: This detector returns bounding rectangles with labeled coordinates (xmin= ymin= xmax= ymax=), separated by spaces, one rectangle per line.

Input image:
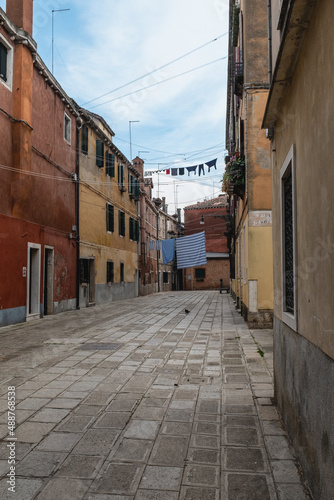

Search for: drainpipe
xmin=268 ymin=0 xmax=273 ymax=84
xmin=75 ymin=118 xmax=82 ymax=309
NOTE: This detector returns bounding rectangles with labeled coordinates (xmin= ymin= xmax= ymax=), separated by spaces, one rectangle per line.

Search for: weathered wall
xmin=184 ymin=259 xmax=230 ymax=291
xmin=270 ymin=0 xmax=334 ymax=497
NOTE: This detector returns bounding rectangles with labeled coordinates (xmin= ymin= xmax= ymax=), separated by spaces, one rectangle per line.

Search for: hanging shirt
xmin=148 ymin=240 xmax=155 ymax=251
xmin=175 ymin=232 xmax=207 ymax=269
xmin=186 ymin=165 xmax=197 ymax=176
xmin=161 ymin=239 xmax=175 ymax=264
xmin=156 ymin=240 xmax=162 ymax=251
xmin=206 ymin=158 xmax=217 ymax=172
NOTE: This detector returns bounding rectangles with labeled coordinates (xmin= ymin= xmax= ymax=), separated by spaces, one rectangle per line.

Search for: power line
xmin=89 ymin=56 xmax=227 ymax=110
xmin=82 ymin=32 xmax=228 ymax=107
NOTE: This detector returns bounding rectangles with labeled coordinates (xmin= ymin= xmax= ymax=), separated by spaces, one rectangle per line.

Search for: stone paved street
xmin=0 ymin=291 xmax=312 ymax=499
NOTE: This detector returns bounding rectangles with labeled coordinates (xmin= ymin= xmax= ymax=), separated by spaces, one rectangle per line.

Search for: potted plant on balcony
xmin=222 ymin=156 xmax=245 ymax=199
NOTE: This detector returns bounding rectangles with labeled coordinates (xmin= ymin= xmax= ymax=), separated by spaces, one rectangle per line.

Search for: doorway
xmin=27 ymin=243 xmax=41 ymax=320
xmin=44 ymin=247 xmax=54 ymax=316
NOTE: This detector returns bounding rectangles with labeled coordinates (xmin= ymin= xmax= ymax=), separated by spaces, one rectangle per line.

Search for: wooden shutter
xmin=96 ymin=140 xmax=104 ymax=168
xmin=106 ymin=204 xmax=114 ymax=232
xmin=0 ymin=42 xmax=7 ymax=82
xmin=81 ymin=124 xmax=88 ymax=154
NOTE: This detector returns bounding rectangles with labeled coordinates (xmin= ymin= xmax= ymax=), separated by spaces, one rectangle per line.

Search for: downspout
xmin=268 ymin=0 xmax=273 ymax=84
xmin=75 ymin=118 xmax=82 ymax=310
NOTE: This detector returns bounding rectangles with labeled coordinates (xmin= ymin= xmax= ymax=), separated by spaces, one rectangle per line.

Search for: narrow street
xmin=0 ymin=291 xmax=311 ymax=500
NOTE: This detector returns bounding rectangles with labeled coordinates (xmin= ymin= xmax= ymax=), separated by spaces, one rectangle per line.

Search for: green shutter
xmin=81 ymin=124 xmax=88 ymax=154
xmin=0 ymin=42 xmax=7 ymax=82
xmin=106 ymin=152 xmax=115 ymax=177
xmin=106 ymin=204 xmax=114 ymax=232
xmin=96 ymin=140 xmax=104 ymax=168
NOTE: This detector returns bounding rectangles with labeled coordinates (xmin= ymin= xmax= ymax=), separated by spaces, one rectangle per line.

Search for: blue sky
xmin=1 ymin=0 xmax=229 ymax=216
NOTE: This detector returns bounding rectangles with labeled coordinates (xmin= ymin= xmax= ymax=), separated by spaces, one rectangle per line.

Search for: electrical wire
xmin=82 ymin=32 xmax=228 ymax=107
xmin=89 ymin=56 xmax=227 ymax=110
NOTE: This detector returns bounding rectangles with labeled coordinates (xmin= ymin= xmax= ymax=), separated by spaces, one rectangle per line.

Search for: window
xmin=280 ymin=145 xmax=297 ymax=330
xmin=106 ymin=151 xmax=115 ymax=177
xmin=80 ymin=259 xmax=90 ymax=284
xmin=119 ymin=210 xmax=125 ymax=237
xmin=0 ymin=36 xmax=12 ymax=90
xmin=129 ymin=217 xmax=139 ymax=241
xmin=64 ymin=113 xmax=71 ymax=143
xmin=0 ymin=41 xmax=7 ymax=82
xmin=81 ymin=124 xmax=88 ymax=154
xmin=106 ymin=203 xmax=114 ymax=232
xmin=120 ymin=263 xmax=124 ymax=282
xmin=163 ymin=272 xmax=169 ymax=284
xmin=195 ymin=268 xmax=206 ymax=280
xmin=118 ymin=163 xmax=124 ymax=186
xmin=107 ymin=261 xmax=114 ymax=283
xmin=96 ymin=140 xmax=104 ymax=168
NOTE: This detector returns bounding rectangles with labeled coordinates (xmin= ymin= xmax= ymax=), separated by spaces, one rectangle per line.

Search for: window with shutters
xmin=81 ymin=124 xmax=88 ymax=154
xmin=106 ymin=151 xmax=115 ymax=177
xmin=79 ymin=259 xmax=90 ymax=284
xmin=129 ymin=217 xmax=139 ymax=241
xmin=120 ymin=263 xmax=124 ymax=282
xmin=106 ymin=203 xmax=114 ymax=233
xmin=0 ymin=36 xmax=12 ymax=90
xmin=280 ymin=145 xmax=297 ymax=331
xmin=119 ymin=210 xmax=125 ymax=237
xmin=118 ymin=163 xmax=124 ymax=186
xmin=0 ymin=41 xmax=7 ymax=82
xmin=96 ymin=140 xmax=104 ymax=168
xmin=107 ymin=261 xmax=114 ymax=283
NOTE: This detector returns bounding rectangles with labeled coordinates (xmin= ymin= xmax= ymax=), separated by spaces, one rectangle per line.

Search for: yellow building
xmin=225 ymin=0 xmax=273 ymax=328
xmin=263 ymin=1 xmax=334 ymax=497
xmin=78 ymin=110 xmax=140 ymax=306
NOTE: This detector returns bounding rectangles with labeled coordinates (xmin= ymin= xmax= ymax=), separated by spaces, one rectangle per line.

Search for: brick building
xmin=183 ymin=195 xmax=230 ymax=291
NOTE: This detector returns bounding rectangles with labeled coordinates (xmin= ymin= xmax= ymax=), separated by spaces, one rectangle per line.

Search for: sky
xmin=1 ymin=0 xmax=230 ymax=219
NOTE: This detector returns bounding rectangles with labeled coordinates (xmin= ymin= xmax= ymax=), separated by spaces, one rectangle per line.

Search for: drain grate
xmin=78 ymin=343 xmax=123 ymax=351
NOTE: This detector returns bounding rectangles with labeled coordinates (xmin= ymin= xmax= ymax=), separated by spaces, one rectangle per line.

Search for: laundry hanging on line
xmin=175 ymin=231 xmax=207 ymax=270
xmin=162 ymin=239 xmax=175 ymax=264
xmin=143 ymin=158 xmax=218 ymax=177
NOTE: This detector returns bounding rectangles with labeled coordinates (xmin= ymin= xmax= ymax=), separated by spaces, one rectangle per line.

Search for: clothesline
xmin=144 ymin=158 xmax=218 ymax=177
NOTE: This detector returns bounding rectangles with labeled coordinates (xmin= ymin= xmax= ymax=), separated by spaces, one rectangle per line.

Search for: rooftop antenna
xmin=52 ymin=9 xmax=70 ymax=75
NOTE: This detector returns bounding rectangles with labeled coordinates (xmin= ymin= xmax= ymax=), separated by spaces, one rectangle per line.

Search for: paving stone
xmin=124 ymin=420 xmax=160 ymax=440
xmin=107 ymin=399 xmax=138 ymax=412
xmin=29 ymin=408 xmax=71 ymax=423
xmin=37 ymin=432 xmax=82 ymax=451
xmin=179 ymin=486 xmax=219 ymax=500
xmin=94 ymin=412 xmax=131 ymax=429
xmin=16 ymin=450 xmax=66 ymax=476
xmin=15 ymin=422 xmax=56 ymax=443
xmin=161 ymin=421 xmax=192 ymax=436
xmin=112 ymin=438 xmax=153 ymax=462
xmin=262 ymin=420 xmax=286 ymax=436
xmin=184 ymin=464 xmax=220 ymax=487
xmin=226 ymin=473 xmax=271 ymax=500
xmin=224 ymin=447 xmax=267 ymax=472
xmin=271 ymin=460 xmax=301 ymax=483
xmin=169 ymin=400 xmax=195 ymax=410
xmin=197 ymin=400 xmax=220 ymax=414
xmin=190 ymin=434 xmax=220 ymax=449
xmin=140 ymin=398 xmax=169 ymax=407
xmin=0 ymin=478 xmax=43 ymax=500
xmin=187 ymin=448 xmax=220 ymax=464
xmin=36 ymin=478 xmax=91 ymax=499
xmin=56 ymin=455 xmax=103 ymax=478
xmin=136 ymin=491 xmax=178 ymax=500
xmin=82 ymin=392 xmax=114 ymax=405
xmin=72 ymin=429 xmax=120 ymax=455
xmin=226 ymin=415 xmax=258 ymax=427
xmin=140 ymin=465 xmax=182 ymax=490
xmin=226 ymin=427 xmax=260 ymax=446
xmin=194 ymin=422 xmax=219 ymax=435
xmin=164 ymin=409 xmax=193 ymax=422
xmin=149 ymin=436 xmax=188 ymax=466
xmin=276 ymin=483 xmax=310 ymax=500
xmin=93 ymin=463 xmax=144 ymax=495
xmin=45 ymin=398 xmax=81 ymax=409
xmin=74 ymin=404 xmax=103 ymax=416
xmin=133 ymin=406 xmax=166 ymax=420
xmin=16 ymin=398 xmax=51 ymax=411
xmin=265 ymin=435 xmax=295 ymax=460
xmin=225 ymin=404 xmax=255 ymax=414
xmin=55 ymin=414 xmax=93 ymax=432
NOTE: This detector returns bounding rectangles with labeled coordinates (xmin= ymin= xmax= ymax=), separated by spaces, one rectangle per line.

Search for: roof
xmin=184 ymin=195 xmax=228 ymax=210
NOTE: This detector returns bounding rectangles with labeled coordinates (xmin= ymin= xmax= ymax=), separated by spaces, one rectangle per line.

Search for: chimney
xmin=177 ymin=208 xmax=181 ymax=224
xmin=6 ymin=0 xmax=33 ymax=35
